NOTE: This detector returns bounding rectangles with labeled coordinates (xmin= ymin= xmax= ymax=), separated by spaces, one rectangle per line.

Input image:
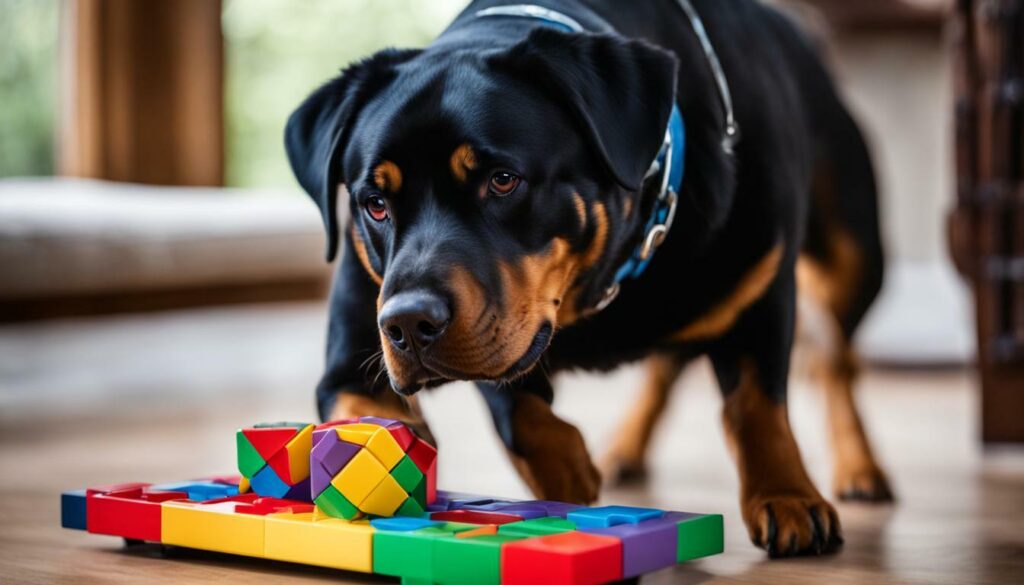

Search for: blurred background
xmin=0 ymin=1 xmax=1021 ymax=583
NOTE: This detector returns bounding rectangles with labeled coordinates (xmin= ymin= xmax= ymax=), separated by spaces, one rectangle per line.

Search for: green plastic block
xmin=411 ymin=475 xmax=427 ymax=507
xmin=397 ymin=496 xmax=426 ymax=517
xmin=433 ymin=534 xmax=526 ymax=585
xmin=391 ymin=456 xmax=424 ymax=492
xmin=314 ymin=484 xmax=359 ymax=519
xmin=677 ymin=514 xmax=724 ymax=561
xmin=498 ymin=516 xmax=576 ymax=537
xmin=373 ymin=524 xmax=477 ymax=581
xmin=235 ymin=431 xmax=266 ymax=478
xmin=253 ymin=421 xmax=310 ymax=429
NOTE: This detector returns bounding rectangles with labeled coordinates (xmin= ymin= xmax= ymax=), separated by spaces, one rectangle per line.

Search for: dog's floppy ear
xmin=489 ymin=28 xmax=678 ymax=191
xmin=285 ymin=48 xmax=420 ymax=261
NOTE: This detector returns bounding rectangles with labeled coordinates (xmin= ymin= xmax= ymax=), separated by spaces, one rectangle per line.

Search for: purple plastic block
xmin=488 ymin=503 xmax=548 ymax=519
xmin=311 ymin=461 xmax=334 ymax=498
xmin=460 ymin=501 xmax=548 ymax=519
xmin=358 ymin=416 xmax=401 ymax=428
xmin=311 ymin=430 xmax=360 ymax=475
xmin=581 ymin=511 xmax=686 ymax=577
xmin=284 ymin=476 xmax=312 ymax=502
xmin=531 ymin=500 xmax=585 ymax=518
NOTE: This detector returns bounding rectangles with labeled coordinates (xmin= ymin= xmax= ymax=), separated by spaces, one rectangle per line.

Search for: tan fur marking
xmin=796 ymin=230 xmax=860 ymax=320
xmin=449 ymin=143 xmax=478 ymax=183
xmin=623 ymin=197 xmax=633 ymax=218
xmin=722 ymin=360 xmax=839 ymax=552
xmin=350 ymin=225 xmax=383 ymax=285
xmin=671 ymin=244 xmax=784 ymax=341
xmin=373 ymin=161 xmax=402 ymax=193
xmin=557 ymin=202 xmax=609 ymax=326
xmin=507 ymin=393 xmax=601 ymax=503
xmin=798 ymin=229 xmax=891 ymax=500
xmin=572 ymin=193 xmax=588 ymax=229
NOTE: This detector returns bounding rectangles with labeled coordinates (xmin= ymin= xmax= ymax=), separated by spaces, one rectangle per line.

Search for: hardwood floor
xmin=0 ymin=303 xmax=1021 ymax=584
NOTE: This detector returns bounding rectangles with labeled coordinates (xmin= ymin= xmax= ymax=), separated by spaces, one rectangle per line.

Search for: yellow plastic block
xmin=359 ymin=473 xmax=407 ymax=516
xmin=161 ymin=500 xmax=265 ymax=557
xmin=332 ymin=449 xmax=387 ymax=505
xmin=335 ymin=423 xmax=380 ymax=445
xmin=285 ymin=424 xmax=314 ymax=482
xmin=238 ymin=477 xmax=251 ymax=494
xmin=365 ymin=427 xmax=405 ymax=470
xmin=264 ymin=512 xmax=374 ymax=572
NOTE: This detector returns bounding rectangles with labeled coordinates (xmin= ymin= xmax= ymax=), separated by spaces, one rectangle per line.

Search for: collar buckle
xmin=638 ymin=189 xmax=678 ymax=261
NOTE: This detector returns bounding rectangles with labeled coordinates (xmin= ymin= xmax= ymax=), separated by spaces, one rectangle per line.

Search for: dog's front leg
xmin=316 ymin=227 xmax=435 ymax=444
xmin=477 ymin=371 xmax=600 ymax=504
xmin=710 ymin=271 xmax=843 ymax=557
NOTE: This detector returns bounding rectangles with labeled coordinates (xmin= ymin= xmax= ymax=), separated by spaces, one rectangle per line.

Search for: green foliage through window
xmin=222 ymin=0 xmax=468 ymax=189
xmin=0 ymin=0 xmax=59 ymax=178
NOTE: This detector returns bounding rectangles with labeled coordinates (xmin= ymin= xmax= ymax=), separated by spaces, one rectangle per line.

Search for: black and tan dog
xmin=285 ymin=0 xmax=892 ymax=557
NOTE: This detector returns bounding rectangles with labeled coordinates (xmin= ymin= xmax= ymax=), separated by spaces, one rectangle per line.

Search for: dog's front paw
xmin=598 ymin=452 xmax=648 ymax=487
xmin=743 ymin=495 xmax=843 ymax=558
xmin=508 ymin=395 xmax=600 ymax=504
xmin=834 ymin=464 xmax=894 ymax=502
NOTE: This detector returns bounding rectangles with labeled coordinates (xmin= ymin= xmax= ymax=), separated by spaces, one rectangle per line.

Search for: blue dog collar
xmin=475 ymin=4 xmax=711 ymax=312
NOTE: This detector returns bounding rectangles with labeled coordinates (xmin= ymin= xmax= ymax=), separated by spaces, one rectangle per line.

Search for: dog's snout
xmin=378 ymin=290 xmax=451 ymax=351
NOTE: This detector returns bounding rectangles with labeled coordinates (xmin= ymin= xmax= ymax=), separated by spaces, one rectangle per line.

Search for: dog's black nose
xmin=378 ymin=290 xmax=451 ymax=351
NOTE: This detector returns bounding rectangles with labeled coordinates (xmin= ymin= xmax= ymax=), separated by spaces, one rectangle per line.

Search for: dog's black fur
xmin=286 ymin=0 xmax=885 ymax=557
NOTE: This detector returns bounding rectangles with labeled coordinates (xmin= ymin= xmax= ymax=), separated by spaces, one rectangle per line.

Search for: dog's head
xmin=287 ymin=28 xmax=677 ymax=394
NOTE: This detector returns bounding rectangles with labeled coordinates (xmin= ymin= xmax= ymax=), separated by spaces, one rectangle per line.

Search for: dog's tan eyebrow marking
xmin=572 ymin=193 xmax=588 ymax=229
xmin=373 ymin=161 xmax=402 ymax=193
xmin=449 ymin=144 xmax=478 ymax=184
xmin=581 ymin=201 xmax=608 ymax=269
xmin=670 ymin=243 xmax=784 ymax=342
xmin=350 ymin=224 xmax=383 ymax=286
xmin=623 ymin=197 xmax=633 ymax=218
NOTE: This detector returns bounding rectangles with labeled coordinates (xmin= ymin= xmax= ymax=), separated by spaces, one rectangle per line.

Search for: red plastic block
xmin=87 ymin=487 xmax=188 ymax=541
xmin=266 ymin=448 xmax=295 ymax=484
xmin=430 ymin=510 xmax=523 ymax=526
xmin=314 ymin=418 xmax=360 ymax=431
xmin=407 ymin=438 xmax=438 ymax=503
xmin=242 ymin=427 xmax=298 ymax=459
xmin=387 ymin=424 xmax=416 ymax=451
xmin=86 ymin=482 xmax=151 ymax=496
xmin=243 ymin=497 xmax=315 ymax=516
xmin=502 ymin=531 xmax=623 ymax=585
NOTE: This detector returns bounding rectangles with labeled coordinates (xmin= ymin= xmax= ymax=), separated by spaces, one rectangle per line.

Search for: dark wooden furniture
xmin=950 ymin=0 xmax=1024 ymax=443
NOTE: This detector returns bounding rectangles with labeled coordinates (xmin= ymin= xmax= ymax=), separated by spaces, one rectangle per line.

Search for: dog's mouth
xmin=389 ymin=321 xmax=554 ymax=395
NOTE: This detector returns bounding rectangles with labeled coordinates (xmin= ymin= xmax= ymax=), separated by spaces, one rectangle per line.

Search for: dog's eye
xmin=365 ymin=195 xmax=389 ymax=222
xmin=488 ymin=171 xmax=520 ymax=196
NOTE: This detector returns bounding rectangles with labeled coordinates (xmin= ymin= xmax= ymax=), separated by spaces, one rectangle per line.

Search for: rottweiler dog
xmin=285 ymin=0 xmax=892 ymax=557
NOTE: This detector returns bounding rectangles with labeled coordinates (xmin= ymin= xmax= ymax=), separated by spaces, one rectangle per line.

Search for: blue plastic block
xmin=61 ymin=490 xmax=88 ymax=530
xmin=371 ymin=516 xmax=443 ymax=532
xmin=149 ymin=481 xmax=239 ymax=502
xmin=250 ymin=466 xmax=291 ymax=498
xmin=568 ymin=505 xmax=664 ymax=528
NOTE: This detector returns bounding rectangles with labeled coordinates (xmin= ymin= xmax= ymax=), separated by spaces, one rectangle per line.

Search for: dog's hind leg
xmin=798 ymin=230 xmax=892 ymax=502
xmin=801 ymin=93 xmax=892 ymax=502
xmin=600 ymin=352 xmax=686 ymax=486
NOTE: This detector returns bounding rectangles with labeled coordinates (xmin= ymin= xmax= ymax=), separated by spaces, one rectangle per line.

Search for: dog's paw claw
xmin=834 ymin=465 xmax=894 ymax=503
xmin=747 ymin=496 xmax=843 ymax=558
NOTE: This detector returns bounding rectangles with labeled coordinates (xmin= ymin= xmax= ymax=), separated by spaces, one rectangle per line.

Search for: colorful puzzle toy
xmin=237 ymin=421 xmax=315 ymax=500
xmin=310 ymin=417 xmax=437 ymax=519
xmin=62 ymin=420 xmax=723 ymax=583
